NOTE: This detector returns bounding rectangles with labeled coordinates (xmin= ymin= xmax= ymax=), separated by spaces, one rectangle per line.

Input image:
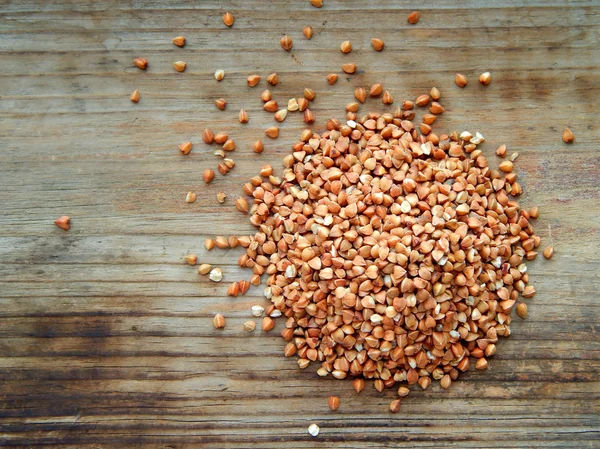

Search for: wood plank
xmin=0 ymin=0 xmax=598 ymax=447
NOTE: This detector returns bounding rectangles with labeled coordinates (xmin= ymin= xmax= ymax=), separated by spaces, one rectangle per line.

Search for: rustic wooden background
xmin=1 ymin=0 xmax=599 ymax=447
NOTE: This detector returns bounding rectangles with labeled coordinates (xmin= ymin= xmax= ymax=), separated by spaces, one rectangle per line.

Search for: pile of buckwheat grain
xmin=230 ymin=110 xmax=543 ymax=410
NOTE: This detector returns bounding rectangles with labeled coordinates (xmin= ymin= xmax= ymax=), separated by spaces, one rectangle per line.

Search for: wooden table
xmin=1 ymin=1 xmax=599 ymax=447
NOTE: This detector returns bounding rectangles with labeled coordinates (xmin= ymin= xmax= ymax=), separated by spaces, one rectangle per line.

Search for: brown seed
xmin=264 ymin=100 xmax=278 ymax=112
xmin=371 ymin=38 xmax=384 ymax=51
xmin=369 ymin=83 xmax=383 ymax=97
xmin=201 ymin=129 xmax=214 ymax=144
xmin=456 ymin=203 xmax=470 ymax=215
xmin=562 ymin=127 xmax=574 ymax=143
xmin=430 ymin=102 xmax=444 ymax=114
xmin=407 ymin=11 xmax=420 ymax=24
xmin=397 ymin=386 xmax=410 ymax=397
xmin=179 ymin=142 xmax=192 ymax=155
xmin=204 ymin=238 xmax=214 ymax=250
xmin=342 ymin=63 xmax=356 ymax=74
xmin=227 ymin=282 xmax=240 ymax=297
xmin=235 ymin=197 xmax=249 ymax=213
xmin=523 ymin=286 xmax=536 ymax=298
xmin=423 ymin=114 xmax=437 ymax=125
xmin=129 ymin=89 xmax=140 ymax=103
xmin=223 ymin=139 xmax=236 ymax=151
xmin=310 ymin=0 xmax=323 ymax=7
xmin=418 ymin=377 xmax=431 ymax=390
xmin=475 ymin=358 xmax=488 ymax=370
xmin=267 ymin=72 xmax=278 ymax=85
xmin=496 ymin=144 xmax=507 ymax=158
xmin=184 ymin=254 xmax=197 ymax=265
xmin=203 ymin=169 xmax=215 ymax=184
xmin=213 ymin=313 xmax=225 ymax=329
xmin=198 ymin=263 xmax=212 ymax=275
xmin=262 ymin=316 xmax=275 ymax=331
xmin=202 ymin=128 xmax=215 ymax=145
xmin=214 ymin=132 xmax=228 ymax=144
xmin=340 ymin=40 xmax=352 ymax=53
xmin=54 ymin=216 xmax=71 ymax=231
xmin=455 ymin=73 xmax=468 ymax=88
xmin=304 ymin=88 xmax=316 ymax=101
xmin=247 ymin=75 xmax=261 ymax=87
xmin=529 ymin=206 xmax=540 ymax=219
xmin=215 ymin=98 xmax=227 ymax=110
xmin=303 ymin=26 xmax=314 ymax=39
xmin=526 ymin=251 xmax=538 ymax=261
xmin=543 ymin=246 xmax=554 ymax=259
xmin=253 ymin=140 xmax=264 ymax=153
xmin=239 ymin=279 xmax=250 ymax=295
xmin=216 ymin=192 xmax=227 ymax=203
xmin=133 ymin=58 xmax=148 ymax=70
xmin=214 ymin=236 xmax=229 ymax=249
xmin=250 ymin=274 xmax=261 ymax=286
xmin=284 ymin=342 xmax=296 ymax=357
xmin=258 ymin=90 xmax=271 ymax=103
xmin=516 ymin=303 xmax=528 ymax=319
xmin=280 ymin=35 xmax=293 ymax=52
xmin=172 ymin=36 xmax=186 ymax=47
xmin=297 ymin=98 xmax=309 ymax=111
xmin=511 ymin=182 xmax=522 ymax=195
xmin=389 ymin=399 xmax=401 ymax=413
xmin=430 ymin=87 xmax=440 ymax=100
xmin=352 ymin=378 xmax=365 ymax=393
xmin=244 ymin=320 xmax=256 ymax=332
xmin=185 ymin=192 xmax=197 ymax=203
xmin=239 ymin=109 xmax=249 ymax=124
xmin=484 ymin=344 xmax=497 ymax=358
xmin=303 ymin=109 xmax=315 ymax=124
xmin=223 ymin=12 xmax=234 ymax=27
xmin=440 ymin=374 xmax=452 ymax=389
xmin=328 ymin=396 xmax=340 ymax=411
xmin=260 ymin=165 xmax=273 ymax=177
xmin=265 ymin=126 xmax=279 ymax=139
xmin=416 ymin=94 xmax=430 ymax=107
xmin=215 ymin=235 xmax=231 ymax=249
xmin=479 ymin=72 xmax=491 ymax=85
xmin=275 ymin=109 xmax=288 ymax=122
xmin=327 ymin=74 xmax=338 ymax=84
xmin=499 ymin=161 xmax=514 ymax=173
xmin=355 ymin=87 xmax=367 ymax=103
xmin=173 ymin=61 xmax=186 ymax=72
xmin=382 ymin=90 xmax=394 ymax=104
xmin=300 ymin=129 xmax=313 ymax=141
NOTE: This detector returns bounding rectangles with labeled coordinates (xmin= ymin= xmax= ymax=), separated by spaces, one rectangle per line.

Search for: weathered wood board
xmin=0 ymin=0 xmax=599 ymax=447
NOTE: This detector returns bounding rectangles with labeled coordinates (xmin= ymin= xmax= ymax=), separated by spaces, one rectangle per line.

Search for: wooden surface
xmin=1 ymin=0 xmax=599 ymax=447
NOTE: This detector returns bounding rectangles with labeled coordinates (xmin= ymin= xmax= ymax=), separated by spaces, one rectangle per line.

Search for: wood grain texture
xmin=1 ymin=0 xmax=599 ymax=447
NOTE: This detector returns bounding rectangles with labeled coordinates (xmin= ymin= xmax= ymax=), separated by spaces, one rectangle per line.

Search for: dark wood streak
xmin=0 ymin=0 xmax=599 ymax=447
